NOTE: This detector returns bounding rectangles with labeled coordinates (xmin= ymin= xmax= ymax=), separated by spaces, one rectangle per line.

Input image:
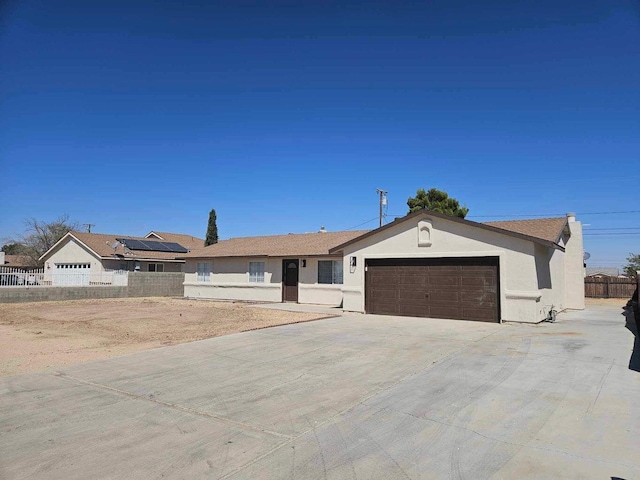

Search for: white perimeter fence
xmin=0 ymin=267 xmax=129 ymax=287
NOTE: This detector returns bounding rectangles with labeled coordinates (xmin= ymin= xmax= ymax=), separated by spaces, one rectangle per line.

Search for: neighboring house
xmin=585 ymin=267 xmax=620 ymax=278
xmin=40 ymin=231 xmax=204 ymax=283
xmin=0 ymin=252 xmax=34 ymax=269
xmin=182 ymin=211 xmax=585 ymax=323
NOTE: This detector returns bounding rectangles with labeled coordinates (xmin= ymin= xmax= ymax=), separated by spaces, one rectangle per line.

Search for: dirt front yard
xmin=0 ymin=298 xmax=329 ymax=377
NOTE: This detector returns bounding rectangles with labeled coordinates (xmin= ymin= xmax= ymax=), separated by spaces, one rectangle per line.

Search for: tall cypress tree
xmin=205 ymin=209 xmax=219 ymax=246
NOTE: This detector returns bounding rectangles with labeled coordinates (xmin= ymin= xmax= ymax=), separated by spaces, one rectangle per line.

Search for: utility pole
xmin=83 ymin=223 xmax=95 ymax=233
xmin=376 ymin=189 xmax=387 ymax=227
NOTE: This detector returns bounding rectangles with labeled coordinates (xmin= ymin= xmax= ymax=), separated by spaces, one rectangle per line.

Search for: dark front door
xmin=283 ymin=259 xmax=299 ymax=302
xmin=365 ymin=257 xmax=499 ymax=322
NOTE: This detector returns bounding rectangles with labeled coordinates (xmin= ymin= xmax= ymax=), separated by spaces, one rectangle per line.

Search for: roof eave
xmin=179 ymin=252 xmax=344 ymax=260
xmin=100 ymin=256 xmax=186 ymax=263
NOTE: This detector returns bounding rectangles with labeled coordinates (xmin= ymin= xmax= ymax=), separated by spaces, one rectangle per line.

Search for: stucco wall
xmin=564 ymin=217 xmax=585 ymax=309
xmin=183 ymin=256 xmax=343 ymax=305
xmin=535 ymin=242 xmax=565 ymax=319
xmin=341 ymin=215 xmax=549 ymax=323
xmin=184 ymin=257 xmax=282 ymax=302
xmin=298 ymin=257 xmax=343 ymax=306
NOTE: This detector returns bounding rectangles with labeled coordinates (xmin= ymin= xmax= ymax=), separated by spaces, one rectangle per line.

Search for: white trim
xmin=145 ymin=231 xmax=164 ymax=240
xmin=248 ymin=260 xmax=266 ymax=283
xmin=300 ymin=284 xmax=342 ymax=291
xmin=340 ymin=286 xmax=362 ymax=293
xmin=183 ymin=282 xmax=280 ymax=289
xmin=505 ymin=290 xmax=542 ymax=300
xmin=99 ymin=257 xmax=185 ymax=263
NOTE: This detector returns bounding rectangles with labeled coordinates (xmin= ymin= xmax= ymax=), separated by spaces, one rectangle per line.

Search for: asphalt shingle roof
xmin=483 ymin=217 xmax=567 ymax=243
xmin=68 ymin=231 xmax=204 ymax=260
xmin=183 ymin=230 xmax=370 ymax=258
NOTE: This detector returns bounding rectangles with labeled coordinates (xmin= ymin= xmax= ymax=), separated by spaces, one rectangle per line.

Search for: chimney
xmin=319 ymin=226 xmax=327 ymax=233
xmin=566 ymin=212 xmax=576 ymax=223
xmin=0 ymin=251 xmax=4 ymax=265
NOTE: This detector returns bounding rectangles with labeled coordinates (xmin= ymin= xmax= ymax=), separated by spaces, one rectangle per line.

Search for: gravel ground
xmin=0 ymin=298 xmax=329 ymax=377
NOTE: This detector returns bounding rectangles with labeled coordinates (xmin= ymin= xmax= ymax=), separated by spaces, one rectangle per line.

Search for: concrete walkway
xmin=1 ymin=305 xmax=639 ymax=479
xmin=249 ymin=301 xmax=345 ymax=316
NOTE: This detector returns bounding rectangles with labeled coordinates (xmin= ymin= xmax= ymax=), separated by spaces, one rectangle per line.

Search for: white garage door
xmin=52 ymin=263 xmax=91 ymax=286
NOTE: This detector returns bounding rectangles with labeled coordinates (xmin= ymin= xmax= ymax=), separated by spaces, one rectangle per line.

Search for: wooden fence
xmin=584 ymin=276 xmax=638 ymax=299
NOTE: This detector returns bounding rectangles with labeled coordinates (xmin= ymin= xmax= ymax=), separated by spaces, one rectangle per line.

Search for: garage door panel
xmin=460 ymin=291 xmax=496 ymax=306
xmin=368 ymin=276 xmax=397 ymax=287
xmin=397 ymin=266 xmax=428 ymax=274
xmin=366 ymin=257 xmax=499 ymax=323
xmin=399 ymin=290 xmax=429 ymax=302
xmin=428 ymin=290 xmax=460 ymax=303
xmin=373 ymin=304 xmax=400 ymax=315
xmin=428 ymin=266 xmax=461 ymax=274
xmin=399 ymin=274 xmax=427 ymax=285
xmin=429 ymin=305 xmax=462 ymax=319
xmin=372 ymin=289 xmax=399 ymax=301
xmin=461 ymin=276 xmax=496 ymax=288
xmin=428 ymin=275 xmax=459 ymax=287
xmin=399 ymin=304 xmax=428 ymax=317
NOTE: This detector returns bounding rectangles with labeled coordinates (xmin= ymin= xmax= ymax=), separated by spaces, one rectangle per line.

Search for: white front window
xmin=249 ymin=262 xmax=265 ymax=283
xmin=318 ymin=260 xmax=343 ymax=284
xmin=197 ymin=262 xmax=211 ymax=282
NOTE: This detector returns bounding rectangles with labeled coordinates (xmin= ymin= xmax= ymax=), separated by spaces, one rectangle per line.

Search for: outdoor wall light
xmin=350 ymin=256 xmax=357 ymax=267
xmin=302 ymin=259 xmax=306 ymax=268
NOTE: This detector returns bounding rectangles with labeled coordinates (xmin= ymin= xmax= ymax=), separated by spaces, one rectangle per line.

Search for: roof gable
xmin=329 ymin=210 xmax=565 ymax=253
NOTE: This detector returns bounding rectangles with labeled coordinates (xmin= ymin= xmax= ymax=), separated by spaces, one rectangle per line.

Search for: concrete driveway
xmin=1 ymin=304 xmax=639 ymax=479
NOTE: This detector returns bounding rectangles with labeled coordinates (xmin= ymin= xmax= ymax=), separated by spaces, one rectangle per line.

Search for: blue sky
xmin=1 ymin=0 xmax=639 ymax=270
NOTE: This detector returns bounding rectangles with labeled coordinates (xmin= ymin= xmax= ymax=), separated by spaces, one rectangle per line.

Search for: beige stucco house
xmin=40 ymin=230 xmax=203 ymax=283
xmin=182 ymin=211 xmax=584 ymax=323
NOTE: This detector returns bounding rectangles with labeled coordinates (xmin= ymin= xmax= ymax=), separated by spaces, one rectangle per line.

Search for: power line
xmin=343 ymin=217 xmax=379 ymax=231
xmin=584 ymin=227 xmax=640 ymax=231
xmin=467 ymin=210 xmax=640 ymax=219
xmin=584 ymin=233 xmax=640 ymax=236
xmin=580 ymin=210 xmax=640 ymax=215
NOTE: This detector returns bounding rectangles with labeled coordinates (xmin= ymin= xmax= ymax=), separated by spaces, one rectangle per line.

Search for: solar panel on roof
xmin=161 ymin=242 xmax=189 ymax=253
xmin=117 ymin=239 xmax=151 ymax=251
xmin=151 ymin=242 xmax=171 ymax=252
xmin=116 ymin=238 xmax=188 ymax=253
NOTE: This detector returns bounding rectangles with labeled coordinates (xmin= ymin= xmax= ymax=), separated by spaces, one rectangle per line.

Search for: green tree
xmin=9 ymin=215 xmax=79 ymax=266
xmin=407 ymin=188 xmax=469 ymax=218
xmin=1 ymin=243 xmax=27 ymax=255
xmin=205 ymin=209 xmax=219 ymax=246
xmin=623 ymin=253 xmax=640 ymax=278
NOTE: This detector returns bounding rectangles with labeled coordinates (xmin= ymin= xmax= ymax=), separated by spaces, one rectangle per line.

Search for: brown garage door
xmin=365 ymin=257 xmax=499 ymax=322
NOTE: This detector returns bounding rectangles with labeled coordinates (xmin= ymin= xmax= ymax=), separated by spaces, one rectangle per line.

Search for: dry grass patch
xmin=585 ymin=297 xmax=631 ymax=307
xmin=0 ymin=297 xmax=329 ymax=377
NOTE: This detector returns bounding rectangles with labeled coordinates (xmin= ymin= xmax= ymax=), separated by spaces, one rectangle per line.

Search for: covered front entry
xmin=282 ymin=259 xmax=299 ymax=302
xmin=365 ymin=257 xmax=499 ymax=322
